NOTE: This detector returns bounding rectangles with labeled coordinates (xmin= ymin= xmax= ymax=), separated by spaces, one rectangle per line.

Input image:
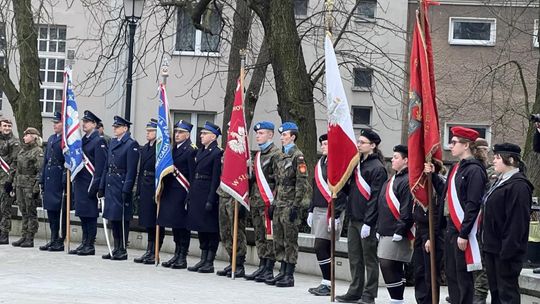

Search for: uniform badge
xmin=298 ymin=156 xmax=307 ymax=174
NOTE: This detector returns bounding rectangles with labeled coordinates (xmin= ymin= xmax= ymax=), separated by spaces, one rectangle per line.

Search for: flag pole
xmin=65 ymin=171 xmax=71 ymax=252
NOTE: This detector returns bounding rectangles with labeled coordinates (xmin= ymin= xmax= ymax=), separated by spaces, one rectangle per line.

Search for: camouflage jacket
xmin=274 ymin=145 xmax=310 ymax=209
xmin=13 ymin=142 xmax=43 ymax=193
xmin=0 ymin=133 xmax=20 ymax=183
xmin=249 ymin=143 xmax=281 ymax=208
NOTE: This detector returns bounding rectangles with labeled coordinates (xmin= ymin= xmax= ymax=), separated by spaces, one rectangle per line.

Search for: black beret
xmin=360 ymin=129 xmax=381 ymax=145
xmin=319 ymin=133 xmax=328 ymax=143
xmin=393 ymin=144 xmax=408 ymax=157
xmin=493 ymin=143 xmax=521 ymax=156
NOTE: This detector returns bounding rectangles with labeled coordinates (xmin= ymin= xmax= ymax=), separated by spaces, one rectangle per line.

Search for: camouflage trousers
xmin=219 ymin=197 xmax=247 ymax=257
xmin=473 ymin=234 xmax=489 ymax=297
xmin=16 ymin=186 xmax=39 ymax=236
xmin=251 ymin=205 xmax=275 ymax=260
xmin=0 ymin=190 xmax=15 ymax=234
xmin=273 ymin=206 xmax=300 ymax=264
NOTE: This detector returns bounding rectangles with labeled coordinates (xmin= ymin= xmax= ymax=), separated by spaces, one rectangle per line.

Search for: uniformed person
xmin=337 ymin=129 xmax=387 ymax=304
xmin=39 ymin=112 xmax=67 ymax=252
xmin=245 ymin=121 xmax=281 ymax=282
xmin=0 ymin=119 xmax=20 ymax=245
xmin=186 ymin=121 xmax=222 ymax=274
xmin=97 ymin=121 xmax=111 ymax=144
xmin=307 ymin=134 xmax=347 ymax=296
xmin=376 ymin=145 xmax=414 ymax=304
xmin=10 ymin=128 xmax=43 ymax=248
xmin=158 ymin=120 xmax=196 ymax=269
xmin=100 ymin=115 xmax=139 ymax=261
xmin=133 ymin=119 xmax=164 ymax=264
xmin=71 ymin=111 xmax=107 ymax=256
xmin=269 ymin=122 xmax=311 ymax=288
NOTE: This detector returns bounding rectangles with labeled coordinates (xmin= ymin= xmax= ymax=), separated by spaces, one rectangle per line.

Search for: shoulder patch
xmin=298 ymin=156 xmax=307 ymax=174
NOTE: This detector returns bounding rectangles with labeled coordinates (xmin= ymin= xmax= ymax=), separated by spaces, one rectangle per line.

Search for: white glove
xmin=376 ymin=233 xmax=380 ymax=240
xmin=392 ymin=233 xmax=403 ymax=242
xmin=307 ymin=212 xmax=313 ymax=228
xmin=327 ymin=217 xmax=341 ymax=232
xmin=360 ymin=224 xmax=371 ymax=239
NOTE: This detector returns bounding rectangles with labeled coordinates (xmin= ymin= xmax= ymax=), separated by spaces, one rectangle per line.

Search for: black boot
xmin=20 ymin=234 xmax=34 ymax=248
xmin=255 ymin=259 xmax=275 ymax=283
xmin=0 ymin=231 xmax=8 ymax=245
xmin=245 ymin=258 xmax=266 ymax=281
xmin=171 ymin=245 xmax=188 ymax=269
xmin=265 ymin=261 xmax=286 ymax=285
xmin=48 ymin=238 xmax=64 ymax=252
xmin=188 ymin=250 xmax=208 ymax=272
xmin=111 ymin=247 xmax=128 ymax=261
xmin=276 ymin=263 xmax=295 ymax=287
xmin=78 ymin=238 xmax=95 ymax=256
xmin=198 ymin=250 xmax=216 ymax=273
xmin=162 ymin=244 xmax=181 ymax=268
xmin=102 ymin=237 xmax=120 ymax=259
xmin=39 ymin=240 xmax=54 ymax=251
xmin=217 ymin=260 xmax=232 ymax=277
xmin=11 ymin=235 xmax=26 ymax=247
xmin=134 ymin=241 xmax=153 ymax=263
xmin=227 ymin=255 xmax=245 ymax=278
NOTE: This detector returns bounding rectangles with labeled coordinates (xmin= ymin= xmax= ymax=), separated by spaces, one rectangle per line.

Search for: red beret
xmin=451 ymin=126 xmax=479 ymax=142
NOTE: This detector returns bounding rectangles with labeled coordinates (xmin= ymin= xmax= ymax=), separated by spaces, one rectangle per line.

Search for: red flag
xmin=325 ymin=35 xmax=360 ymax=194
xmin=220 ymin=79 xmax=250 ymax=210
xmin=407 ymin=9 xmax=443 ymax=208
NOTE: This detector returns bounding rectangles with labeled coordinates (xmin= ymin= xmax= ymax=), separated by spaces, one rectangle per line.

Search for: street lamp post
xmin=123 ymin=0 xmax=145 ymax=122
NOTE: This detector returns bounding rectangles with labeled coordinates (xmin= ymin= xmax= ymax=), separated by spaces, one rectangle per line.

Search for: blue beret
xmin=146 ymin=118 xmax=157 ymax=130
xmin=82 ymin=110 xmax=102 ymax=124
xmin=254 ymin=121 xmax=275 ymax=131
xmin=278 ymin=122 xmax=299 ymax=134
xmin=174 ymin=120 xmax=193 ymax=132
xmin=112 ymin=115 xmax=132 ymax=127
xmin=202 ymin=121 xmax=221 ymax=136
xmin=52 ymin=111 xmax=62 ymax=123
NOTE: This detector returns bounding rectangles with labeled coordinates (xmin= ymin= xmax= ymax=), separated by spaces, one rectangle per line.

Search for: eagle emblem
xmin=228 ymin=126 xmax=247 ymax=154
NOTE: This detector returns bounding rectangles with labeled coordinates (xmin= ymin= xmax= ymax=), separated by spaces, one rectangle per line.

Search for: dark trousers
xmin=111 ymin=220 xmax=130 ymax=248
xmin=47 ymin=210 xmax=61 ymax=240
xmin=445 ymin=226 xmax=474 ymax=304
xmin=80 ymin=217 xmax=97 ymax=243
xmin=346 ymin=219 xmax=379 ymax=298
xmin=484 ymin=252 xmax=522 ymax=304
xmin=413 ymin=230 xmax=443 ymax=304
xmin=172 ymin=228 xmax=190 ymax=251
xmin=198 ymin=231 xmax=219 ymax=252
xmin=147 ymin=226 xmax=165 ymax=245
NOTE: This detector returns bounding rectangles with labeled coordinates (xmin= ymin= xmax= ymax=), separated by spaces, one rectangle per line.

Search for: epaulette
xmin=191 ymin=143 xmax=197 ymax=149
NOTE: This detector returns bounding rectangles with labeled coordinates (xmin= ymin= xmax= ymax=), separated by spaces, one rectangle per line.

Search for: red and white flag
xmin=325 ymin=35 xmax=360 ymax=194
xmin=220 ymin=78 xmax=250 ymax=210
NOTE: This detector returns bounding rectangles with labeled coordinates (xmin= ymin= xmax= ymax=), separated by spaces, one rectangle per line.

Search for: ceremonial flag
xmin=407 ymin=9 xmax=443 ymax=208
xmin=155 ymin=83 xmax=174 ymax=202
xmin=325 ymin=35 xmax=360 ymax=194
xmin=220 ymin=78 xmax=250 ymax=210
xmin=61 ymin=69 xmax=84 ymax=181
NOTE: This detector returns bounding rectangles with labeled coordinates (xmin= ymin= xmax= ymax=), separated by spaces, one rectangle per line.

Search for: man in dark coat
xmin=71 ymin=111 xmax=107 ymax=256
xmin=158 ymin=120 xmax=197 ymax=269
xmin=100 ymin=116 xmax=139 ymax=261
xmin=39 ymin=112 xmax=67 ymax=252
xmin=133 ymin=119 xmax=164 ymax=265
xmin=187 ymin=121 xmax=222 ymax=274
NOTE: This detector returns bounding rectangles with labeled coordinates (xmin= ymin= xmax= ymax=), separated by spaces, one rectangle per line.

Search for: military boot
xmin=39 ymin=240 xmax=54 ymax=251
xmin=162 ymin=244 xmax=181 ymax=268
xmin=134 ymin=241 xmax=153 ymax=263
xmin=198 ymin=250 xmax=216 ymax=273
xmin=20 ymin=235 xmax=34 ymax=248
xmin=0 ymin=231 xmax=9 ymax=245
xmin=276 ymin=263 xmax=295 ymax=287
xmin=245 ymin=258 xmax=266 ymax=281
xmin=171 ymin=243 xmax=189 ymax=269
xmin=217 ymin=259 xmax=232 ymax=277
xmin=11 ymin=235 xmax=26 ymax=247
xmin=227 ymin=255 xmax=245 ymax=278
xmin=256 ymin=259 xmax=275 ymax=283
xmin=265 ymin=261 xmax=286 ymax=285
xmin=48 ymin=238 xmax=64 ymax=252
xmin=102 ymin=238 xmax=120 ymax=259
xmin=188 ymin=250 xmax=208 ymax=272
xmin=78 ymin=238 xmax=95 ymax=256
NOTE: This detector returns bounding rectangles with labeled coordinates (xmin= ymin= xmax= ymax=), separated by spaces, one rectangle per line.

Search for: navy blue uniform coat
xmin=41 ymin=133 xmax=65 ymax=211
xmin=136 ymin=140 xmax=157 ymax=227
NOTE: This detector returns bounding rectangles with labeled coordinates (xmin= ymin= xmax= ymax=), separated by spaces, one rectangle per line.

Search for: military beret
xmin=82 ymin=110 xmax=102 ymax=124
xmin=146 ymin=118 xmax=158 ymax=130
xmin=319 ymin=133 xmax=328 ymax=143
xmin=451 ymin=126 xmax=479 ymax=142
xmin=393 ymin=144 xmax=408 ymax=157
xmin=112 ymin=115 xmax=132 ymax=127
xmin=201 ymin=121 xmax=221 ymax=136
xmin=360 ymin=129 xmax=381 ymax=145
xmin=278 ymin=122 xmax=299 ymax=134
xmin=24 ymin=127 xmax=40 ymax=136
xmin=174 ymin=120 xmax=193 ymax=132
xmin=254 ymin=121 xmax=275 ymax=132
xmin=52 ymin=112 xmax=62 ymax=123
xmin=493 ymin=143 xmax=521 ymax=156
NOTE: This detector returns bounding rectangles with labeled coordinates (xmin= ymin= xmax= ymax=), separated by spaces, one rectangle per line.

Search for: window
xmin=174 ymin=6 xmax=222 ymax=56
xmin=534 ymin=19 xmax=538 ymax=48
xmin=448 ymin=17 xmax=496 ymax=46
xmin=352 ymin=106 xmax=371 ymax=126
xmin=352 ymin=67 xmax=373 ymax=91
xmin=38 ymin=25 xmax=67 ymax=116
xmin=0 ymin=57 xmax=4 ymax=111
xmin=356 ymin=0 xmax=376 ymax=21
xmin=294 ymin=0 xmax=308 ymax=18
xmin=0 ymin=23 xmax=5 ymax=111
xmin=172 ymin=111 xmax=216 ymax=148
xmin=443 ymin=122 xmax=491 ymax=150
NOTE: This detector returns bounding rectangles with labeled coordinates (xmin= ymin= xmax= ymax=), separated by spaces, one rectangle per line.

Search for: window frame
xmin=354 ymin=0 xmax=377 ymax=23
xmin=171 ymin=111 xmax=217 ymax=145
xmin=533 ymin=19 xmax=538 ymax=48
xmin=172 ymin=7 xmax=222 ymax=57
xmin=448 ymin=17 xmax=497 ymax=47
xmin=38 ymin=25 xmax=67 ymax=117
xmin=443 ymin=122 xmax=492 ymax=150
xmin=352 ymin=67 xmax=373 ymax=92
xmin=293 ymin=0 xmax=309 ymax=19
xmin=351 ymin=106 xmax=372 ymax=127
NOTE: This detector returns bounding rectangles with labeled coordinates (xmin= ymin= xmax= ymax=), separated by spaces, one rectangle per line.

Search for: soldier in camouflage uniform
xmin=11 ymin=128 xmax=43 ymax=248
xmin=245 ymin=121 xmax=281 ymax=283
xmin=216 ymin=187 xmax=247 ymax=277
xmin=0 ymin=119 xmax=21 ymax=245
xmin=269 ymin=122 xmax=311 ymax=288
